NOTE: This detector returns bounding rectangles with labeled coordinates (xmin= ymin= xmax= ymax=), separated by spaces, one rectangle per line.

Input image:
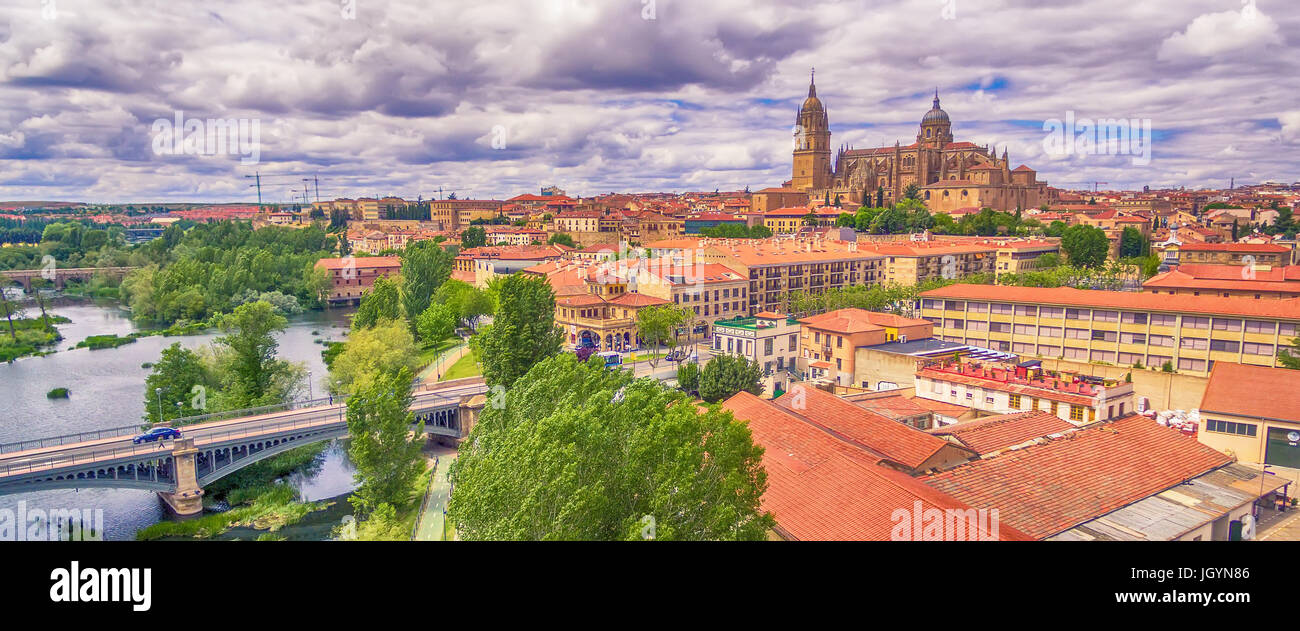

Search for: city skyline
xmin=1 ymin=0 xmax=1297 ymax=203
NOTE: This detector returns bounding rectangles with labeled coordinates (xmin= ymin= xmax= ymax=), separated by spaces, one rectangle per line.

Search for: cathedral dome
xmin=922 ymin=91 xmax=949 ymax=125
xmin=801 ymin=72 xmax=824 ymax=112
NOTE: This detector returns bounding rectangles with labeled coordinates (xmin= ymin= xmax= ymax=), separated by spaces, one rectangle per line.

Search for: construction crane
xmin=243 ymin=171 xmax=325 ymax=208
xmin=434 ymin=186 xmax=471 ymax=200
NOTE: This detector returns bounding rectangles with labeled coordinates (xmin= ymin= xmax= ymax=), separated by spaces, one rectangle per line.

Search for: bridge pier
xmin=158 ymin=438 xmax=205 ymax=517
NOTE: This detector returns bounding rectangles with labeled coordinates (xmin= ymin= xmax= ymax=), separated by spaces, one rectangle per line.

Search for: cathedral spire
xmin=809 ymin=68 xmax=817 ymax=98
xmin=933 ymin=87 xmax=940 ymax=109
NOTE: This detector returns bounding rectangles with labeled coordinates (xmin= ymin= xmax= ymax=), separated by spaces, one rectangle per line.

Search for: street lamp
xmin=307 ymin=370 xmax=314 ymax=402
xmin=154 ymin=387 xmax=162 ymax=424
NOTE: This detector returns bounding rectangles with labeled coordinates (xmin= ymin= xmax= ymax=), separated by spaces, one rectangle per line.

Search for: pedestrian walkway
xmin=413 ymin=448 xmax=458 ymax=541
xmin=417 ymin=341 xmax=468 ymax=382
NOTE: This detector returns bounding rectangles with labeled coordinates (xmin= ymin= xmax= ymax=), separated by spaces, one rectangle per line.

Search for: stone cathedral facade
xmin=788 ymin=72 xmax=1053 ymax=213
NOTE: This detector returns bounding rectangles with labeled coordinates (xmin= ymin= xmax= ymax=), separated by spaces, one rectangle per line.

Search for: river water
xmin=0 ymin=301 xmax=358 ymax=540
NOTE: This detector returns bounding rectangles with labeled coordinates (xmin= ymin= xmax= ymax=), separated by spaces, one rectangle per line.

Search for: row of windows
xmin=922 ymin=300 xmax=1297 ymax=335
xmin=1206 ymin=419 xmax=1257 ymax=437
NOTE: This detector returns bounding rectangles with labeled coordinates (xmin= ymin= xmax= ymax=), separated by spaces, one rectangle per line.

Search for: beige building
xmin=797 ymin=308 xmax=933 ymax=386
xmin=1197 ymin=362 xmax=1300 ymax=478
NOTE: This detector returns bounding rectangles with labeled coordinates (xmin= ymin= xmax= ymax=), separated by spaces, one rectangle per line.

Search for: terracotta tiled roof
xmin=608 ymin=293 xmax=671 ymax=307
xmin=1143 ymin=265 xmax=1300 ymax=294
xmin=1200 ymin=362 xmax=1300 ymax=424
xmin=798 ymin=308 xmax=930 ymax=335
xmin=926 ymin=411 xmax=1074 ymax=455
xmin=1180 ymin=242 xmax=1290 ymax=253
xmin=723 ymin=392 xmax=1030 ymax=541
xmin=314 ymin=256 xmax=401 ymax=270
xmin=924 ymin=415 xmax=1233 ymax=539
xmin=772 ymin=385 xmax=962 ymax=470
xmin=920 ymin=284 xmax=1300 ymax=320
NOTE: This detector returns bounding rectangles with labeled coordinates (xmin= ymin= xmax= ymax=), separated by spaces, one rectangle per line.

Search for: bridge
xmin=0 ymin=378 xmax=488 ymax=516
xmin=0 ymin=266 xmax=137 ymax=291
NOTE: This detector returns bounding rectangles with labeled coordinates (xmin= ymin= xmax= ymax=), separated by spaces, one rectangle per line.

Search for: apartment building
xmin=1197 ymin=362 xmax=1300 ymax=475
xmin=712 ymin=312 xmax=802 ymax=375
xmin=695 ymin=238 xmax=884 ymax=314
xmin=798 ymin=308 xmax=933 ymax=386
xmin=314 ymin=256 xmax=402 ymax=304
xmin=914 ymin=357 xmax=1136 ymax=424
xmin=1167 ymin=242 xmax=1293 ymax=267
xmin=1143 ymin=263 xmax=1300 ymax=299
xmin=871 ymin=241 xmax=997 ymax=286
xmin=750 ymin=187 xmax=808 ymax=213
xmin=429 ymin=199 xmax=504 ymax=232
xmin=918 ymin=284 xmax=1300 ymax=375
xmin=554 ymin=210 xmax=602 ymax=233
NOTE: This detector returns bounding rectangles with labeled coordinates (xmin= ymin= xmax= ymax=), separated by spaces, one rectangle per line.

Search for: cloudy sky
xmin=0 ymin=0 xmax=1296 ymax=204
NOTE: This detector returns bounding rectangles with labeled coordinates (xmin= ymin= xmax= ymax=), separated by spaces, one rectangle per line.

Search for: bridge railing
xmin=0 ymin=425 xmax=144 ymax=455
xmin=0 ymin=442 xmax=178 ymax=478
xmin=167 ymin=394 xmax=351 ymax=426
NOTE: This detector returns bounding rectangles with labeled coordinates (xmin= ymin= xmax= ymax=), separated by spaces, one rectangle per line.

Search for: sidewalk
xmin=417 ymin=341 xmax=469 ymax=383
xmin=413 ymin=447 xmax=458 ymax=541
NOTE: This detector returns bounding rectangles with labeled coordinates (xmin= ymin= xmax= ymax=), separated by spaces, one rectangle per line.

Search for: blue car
xmin=132 ymin=427 xmax=182 ymax=444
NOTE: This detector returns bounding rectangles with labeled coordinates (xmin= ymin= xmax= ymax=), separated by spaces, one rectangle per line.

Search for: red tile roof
xmin=798 ymin=308 xmax=930 ymax=335
xmin=1200 ymin=362 xmax=1300 ymax=424
xmin=926 ymin=411 xmax=1075 ymax=455
xmin=924 ymin=415 xmax=1233 ymax=539
xmin=772 ymin=385 xmax=963 ymax=470
xmin=314 ymin=256 xmax=401 ymax=270
xmin=723 ymin=392 xmax=1030 ymax=540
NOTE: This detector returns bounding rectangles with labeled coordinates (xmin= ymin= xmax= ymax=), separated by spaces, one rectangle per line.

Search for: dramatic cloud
xmin=0 ymin=0 xmax=1296 ymax=203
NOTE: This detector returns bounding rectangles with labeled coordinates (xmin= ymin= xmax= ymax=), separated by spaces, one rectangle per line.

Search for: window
xmin=1150 ymin=314 xmax=1177 ymax=327
xmin=836 ymin=336 xmax=843 ymax=348
xmin=989 ymin=322 xmax=1011 ymax=333
xmin=1182 ymin=316 xmax=1210 ymax=329
xmin=1178 ymin=358 xmax=1207 ymax=371
xmin=922 ymin=299 xmax=941 ymax=309
xmin=1212 ymin=318 xmax=1242 ymax=332
xmin=764 ymin=338 xmax=773 ymax=356
xmin=945 ymin=300 xmax=966 ymax=310
xmin=1039 ymin=326 xmax=1062 ymax=337
xmin=1008 ymin=394 xmax=1021 ymax=409
xmin=968 ymin=302 xmax=989 ymax=313
xmin=789 ymin=334 xmax=798 ymax=349
xmin=1120 ymin=332 xmax=1146 ymax=345
xmin=1065 ymin=328 xmax=1090 ymax=340
xmin=967 ymin=320 xmax=989 ymax=332
xmin=1245 ymin=320 xmax=1275 ymax=334
xmin=1117 ymin=352 xmax=1142 ymax=365
xmin=814 ymin=332 xmax=821 ymax=343
xmin=1065 ymin=308 xmax=1090 ymax=320
xmin=1014 ymin=324 xmax=1037 ymax=335
xmin=1090 ymin=350 xmax=1116 ymax=363
xmin=1037 ymin=344 xmax=1060 ymax=356
xmin=1069 ymin=405 xmax=1085 ymax=422
xmin=1209 ymin=339 xmax=1239 ymax=353
xmin=1040 ymin=307 xmax=1064 ymax=318
xmin=1205 ymin=419 xmax=1256 ymax=437
xmin=1149 ymin=334 xmax=1175 ymax=347
xmin=1014 ymin=305 xmax=1038 ymax=316
xmin=1063 ymin=346 xmax=1087 ymax=359
xmin=1121 ymin=312 xmax=1148 ymax=324
xmin=1091 ymin=330 xmax=1117 ymax=342
xmin=946 ymin=319 xmax=966 ymax=330
xmin=1243 ymin=342 xmax=1273 ymax=356
xmin=1181 ymin=337 xmax=1208 ymax=350
xmin=1093 ymin=310 xmax=1119 ymax=322
xmin=990 ymin=303 xmax=1013 ymax=315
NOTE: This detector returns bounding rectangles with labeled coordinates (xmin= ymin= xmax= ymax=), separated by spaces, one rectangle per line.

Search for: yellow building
xmin=695 ymin=238 xmax=885 ymax=314
xmin=1197 ymin=362 xmax=1300 ymax=480
xmin=918 ymin=284 xmax=1300 ymax=375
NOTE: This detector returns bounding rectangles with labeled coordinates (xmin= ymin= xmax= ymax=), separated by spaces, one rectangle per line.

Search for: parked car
xmin=132 ymin=427 xmax=182 ymax=444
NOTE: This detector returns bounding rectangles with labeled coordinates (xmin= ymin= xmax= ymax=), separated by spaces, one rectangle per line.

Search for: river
xmin=0 ymin=300 xmax=358 ymax=540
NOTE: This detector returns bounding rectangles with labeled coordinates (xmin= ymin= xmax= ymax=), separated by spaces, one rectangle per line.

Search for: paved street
xmin=413 ymin=445 xmax=458 ymax=541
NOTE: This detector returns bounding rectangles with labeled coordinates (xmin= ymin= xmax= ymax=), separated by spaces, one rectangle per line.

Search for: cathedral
xmin=788 ymin=72 xmax=1052 ymax=213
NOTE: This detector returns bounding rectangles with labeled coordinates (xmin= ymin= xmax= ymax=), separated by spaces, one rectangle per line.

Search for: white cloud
xmin=1157 ymin=3 xmax=1283 ymax=62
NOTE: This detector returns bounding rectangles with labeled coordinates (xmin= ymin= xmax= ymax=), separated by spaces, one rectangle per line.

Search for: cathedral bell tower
xmin=791 ymin=69 xmax=832 ymax=192
xmin=917 ymin=89 xmax=953 ymax=149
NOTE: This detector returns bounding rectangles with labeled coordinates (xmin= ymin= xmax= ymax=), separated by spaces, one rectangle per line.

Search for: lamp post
xmin=154 ymin=387 xmax=162 ymax=424
xmin=307 ymin=370 xmax=314 ymax=402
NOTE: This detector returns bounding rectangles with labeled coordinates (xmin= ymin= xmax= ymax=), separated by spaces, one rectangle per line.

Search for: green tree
xmin=902 ymin=183 xmax=922 ymax=201
xmin=416 ymin=302 xmax=457 ymax=347
xmin=434 ymin=279 xmax=494 ymax=332
xmin=461 ymin=226 xmax=487 ymax=249
xmin=329 ymin=319 xmax=420 ymax=395
xmin=547 ymin=233 xmax=576 ymax=248
xmin=698 ymin=354 xmax=764 ymax=403
xmin=1060 ymin=224 xmax=1109 ymax=268
xmin=1118 ymin=226 xmax=1148 ymax=258
xmin=346 ymin=366 xmax=425 ymax=515
xmin=213 ymin=301 xmax=290 ymax=406
xmin=400 ymin=241 xmax=454 ymax=328
xmin=352 ymin=275 xmax=403 ymax=331
xmin=1279 ymin=338 xmax=1300 ymax=370
xmin=477 ymin=274 xmax=564 ymax=388
xmin=1044 ymin=220 xmax=1067 ymax=238
xmin=676 ymin=361 xmax=700 ymax=394
xmin=447 ymin=354 xmax=773 ymax=540
xmin=635 ymin=304 xmax=687 ymax=369
xmin=143 ymin=343 xmax=210 ymax=425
